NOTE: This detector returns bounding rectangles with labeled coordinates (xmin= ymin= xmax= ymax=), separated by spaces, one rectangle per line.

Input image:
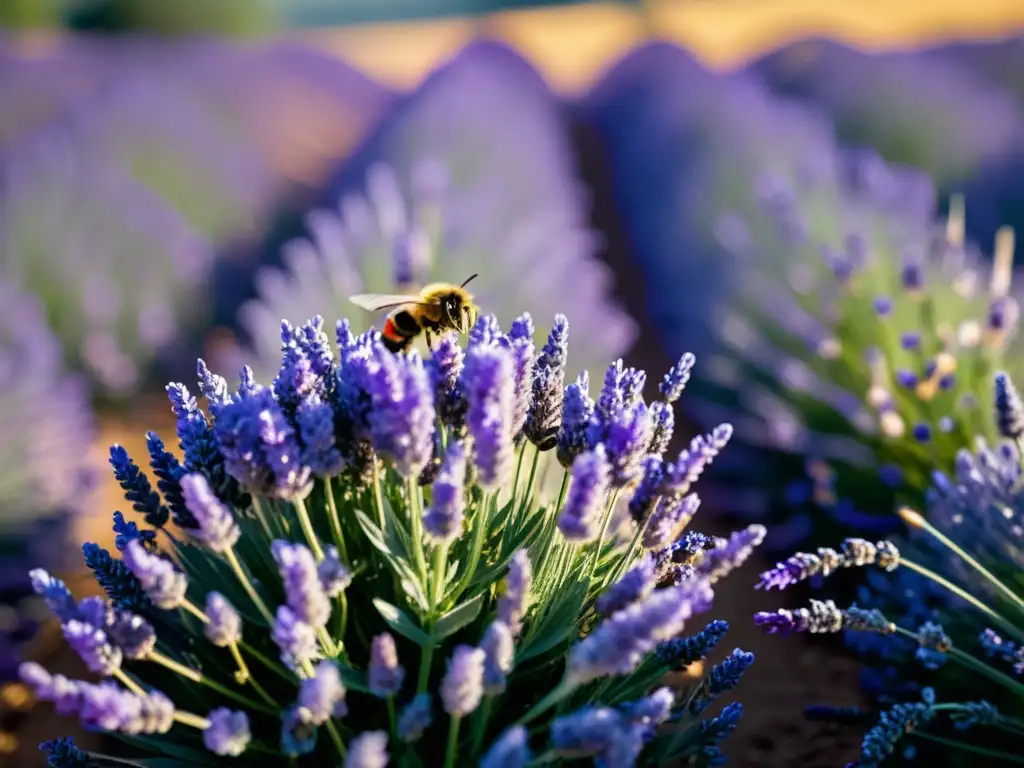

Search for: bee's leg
xmin=425 ymin=329 xmax=434 ymax=353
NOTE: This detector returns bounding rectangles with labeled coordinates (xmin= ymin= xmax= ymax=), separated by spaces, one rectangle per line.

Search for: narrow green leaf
xmin=517 ymin=581 xmax=588 ymax=663
xmin=114 ymin=735 xmax=219 ymax=765
xmin=355 ymin=511 xmax=429 ymax=611
xmin=432 ymin=592 xmax=485 ymax=640
xmin=373 ymin=597 xmax=434 ymax=646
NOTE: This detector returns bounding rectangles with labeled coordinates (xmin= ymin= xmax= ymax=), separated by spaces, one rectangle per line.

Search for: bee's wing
xmin=348 ymin=293 xmax=423 ymax=312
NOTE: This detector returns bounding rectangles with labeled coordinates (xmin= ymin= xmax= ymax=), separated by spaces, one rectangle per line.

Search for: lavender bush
xmin=0 ymin=280 xmax=94 ymax=682
xmin=25 ymin=310 xmax=759 ymax=766
xmin=231 ymin=42 xmax=634 ymax=386
xmin=756 ymin=372 xmax=1024 ymax=767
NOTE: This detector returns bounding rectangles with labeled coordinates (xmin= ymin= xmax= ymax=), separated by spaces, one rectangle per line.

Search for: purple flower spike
xmin=29 ymin=569 xmax=79 ymax=623
xmin=595 ymin=401 xmax=651 ymax=488
xmin=557 ymin=371 xmax=595 ymax=468
xmin=694 ymin=525 xmax=767 ymax=584
xmin=558 ymin=446 xmax=612 ymax=542
xmin=481 ymin=620 xmax=515 ymax=695
xmin=481 ymin=725 xmax=531 ymax=768
xmin=629 ymin=456 xmax=664 ymax=525
xmin=204 ymin=592 xmax=242 ymax=647
xmin=365 ymin=350 xmax=436 ymax=478
xmin=643 ymin=493 xmax=701 ymax=550
xmin=424 ymin=440 xmax=468 ymax=542
xmin=597 ymin=555 xmax=658 ymax=616
xmin=80 ymin=683 xmax=174 ymax=735
xmin=661 ymin=425 xmax=733 ymax=497
xmin=296 ymin=396 xmax=344 ymax=477
xmin=122 ymin=540 xmax=188 ymax=609
xmin=498 ymin=550 xmax=533 ymax=638
xmin=620 ymin=687 xmax=675 ymax=726
xmin=568 ymin=580 xmax=714 ymax=685
xmin=369 ymin=633 xmax=405 ymax=698
xmin=508 ymin=332 xmax=536 ymax=436
xmin=272 ymin=540 xmax=332 ymax=630
xmin=524 ymin=314 xmax=569 ymax=450
xmin=469 ymin=314 xmax=503 ymax=348
xmin=441 ymin=645 xmax=486 ymax=716
xmin=213 ymin=387 xmax=313 ymax=499
xmin=20 ymin=663 xmax=82 ymax=714
xmin=108 ymin=612 xmax=157 ymax=659
xmin=647 ymin=401 xmax=674 ymax=456
xmin=272 ymin=606 xmax=319 ymax=669
xmin=995 ymin=372 xmax=1024 ymax=439
xmin=464 ymin=345 xmax=515 ymax=490
xmin=397 ymin=693 xmax=433 ymax=742
xmin=346 ymin=731 xmax=389 ymax=768
xmin=63 ymin=620 xmax=123 ymax=675
xmin=551 ymin=707 xmax=645 ymax=766
xmin=77 ymin=597 xmax=113 ymax=631
xmin=660 ymin=353 xmax=695 ymax=403
xmin=431 ymin=334 xmax=467 ymax=428
xmin=204 ymin=708 xmax=251 ymax=756
xmin=299 ymin=661 xmax=347 ymax=724
xmin=318 ymin=545 xmax=352 ymax=597
xmin=180 ymin=473 xmax=240 ymax=553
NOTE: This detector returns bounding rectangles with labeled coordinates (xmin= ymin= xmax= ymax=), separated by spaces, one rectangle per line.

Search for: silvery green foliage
xmin=25 ymin=310 xmax=759 ymax=767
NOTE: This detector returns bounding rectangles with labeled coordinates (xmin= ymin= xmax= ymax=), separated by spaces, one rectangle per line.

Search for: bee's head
xmin=441 ymin=294 xmax=466 ymax=333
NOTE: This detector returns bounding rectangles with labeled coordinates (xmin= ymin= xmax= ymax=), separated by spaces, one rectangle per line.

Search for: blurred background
xmin=3 ymin=1 xmax=1024 ymax=766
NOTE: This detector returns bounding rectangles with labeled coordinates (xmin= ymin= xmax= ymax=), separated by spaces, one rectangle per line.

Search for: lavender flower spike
xmin=694 ymin=525 xmax=767 ymax=584
xmin=568 ymin=579 xmax=714 ymax=685
xmin=557 ymin=446 xmax=611 ymax=542
xmin=660 ymin=352 xmax=695 ymax=403
xmin=481 ymin=725 xmax=531 ymax=768
xmin=369 ymin=633 xmax=405 ymax=698
xmin=272 ymin=606 xmax=319 ymax=669
xmin=524 ymin=314 xmax=570 ymax=450
xmin=497 ymin=549 xmax=533 ymax=638
xmin=481 ymin=620 xmax=515 ymax=695
xmin=596 ymin=555 xmax=657 ymax=616
xmin=756 ymin=538 xmax=901 ymax=590
xmin=180 ymin=473 xmax=240 ymax=553
xmin=122 ymin=540 xmax=188 ymax=609
xmin=423 ymin=440 xmax=467 ymax=543
xmin=397 ymin=693 xmax=433 ymax=742
xmin=366 ymin=351 xmax=436 ymax=478
xmin=107 ymin=611 xmax=157 ymax=659
xmin=204 ymin=592 xmax=242 ymax=647
xmin=272 ymin=540 xmax=332 ymax=630
xmin=995 ymin=371 xmax=1024 ymax=439
xmin=204 ymin=708 xmax=251 ymax=756
xmin=643 ymin=493 xmax=701 ymax=550
xmin=30 ymin=569 xmax=78 ymax=623
xmin=464 ymin=344 xmax=516 ymax=490
xmin=441 ymin=645 xmax=486 ymax=716
xmin=318 ymin=545 xmax=352 ymax=597
xmin=298 ymin=661 xmax=347 ymax=724
xmin=63 ymin=620 xmax=123 ymax=675
xmin=346 ymin=731 xmax=389 ymax=768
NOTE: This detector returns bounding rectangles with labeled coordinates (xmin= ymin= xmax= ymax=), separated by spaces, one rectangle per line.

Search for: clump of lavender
xmin=751 ymin=40 xmax=1022 ymax=190
xmin=231 ymin=41 xmax=634 ymax=387
xmin=0 ymin=281 xmax=95 ymax=683
xmin=756 ymin=372 xmax=1024 ymax=765
xmin=25 ymin=309 xmax=758 ymax=766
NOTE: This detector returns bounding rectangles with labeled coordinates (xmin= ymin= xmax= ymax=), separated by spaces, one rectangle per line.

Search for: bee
xmin=349 ymin=274 xmax=480 ymax=353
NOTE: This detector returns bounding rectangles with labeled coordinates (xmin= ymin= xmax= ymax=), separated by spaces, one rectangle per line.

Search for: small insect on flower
xmin=349 ymin=274 xmax=481 ymax=353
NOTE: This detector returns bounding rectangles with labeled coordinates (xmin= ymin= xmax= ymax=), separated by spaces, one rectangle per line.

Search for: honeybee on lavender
xmin=349 ymin=273 xmax=480 ymax=352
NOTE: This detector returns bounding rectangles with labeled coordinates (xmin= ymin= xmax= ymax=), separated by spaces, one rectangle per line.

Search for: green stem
xmin=452 ymin=493 xmax=493 ymax=601
xmin=444 ymin=714 xmax=462 ymax=768
xmin=606 ymin=520 xmax=647 ymax=589
xmin=112 ymin=669 xmax=146 ymax=695
xmin=432 ymin=542 xmax=449 ymax=611
xmin=408 ymin=479 xmax=430 ymax=587
xmin=324 ymin=477 xmax=350 ymax=564
xmin=336 ymin=592 xmax=349 ymax=655
xmin=251 ymin=496 xmax=274 ymax=539
xmin=173 ymin=711 xmax=211 ymax=730
xmin=147 ymin=649 xmax=278 ymax=715
xmin=294 ymin=496 xmax=325 ymax=561
xmin=901 ymin=507 xmax=1024 ymax=618
xmin=901 ymin=559 xmax=1024 ymax=643
xmin=517 ymin=677 xmax=578 ymax=726
xmin=588 ymin=490 xmax=621 ymax=580
xmin=388 ymin=697 xmax=398 ymax=741
xmin=239 ymin=640 xmax=296 ymax=683
xmin=510 ymin=443 xmax=528 ymax=510
xmin=224 ymin=546 xmax=275 ymax=625
xmin=229 ymin=642 xmax=277 ymax=707
xmin=895 ymin=627 xmax=1024 ymax=699
xmin=470 ymin=698 xmax=493 ymax=757
xmin=417 ymin=644 xmax=435 ymax=694
xmin=521 ymin=445 xmax=541 ymax=516
xmin=147 ymin=649 xmax=201 ymax=682
xmin=326 ymin=720 xmax=347 ymax=760
xmin=911 ymin=731 xmax=1024 ymax=763
xmin=373 ymin=468 xmax=387 ymax=529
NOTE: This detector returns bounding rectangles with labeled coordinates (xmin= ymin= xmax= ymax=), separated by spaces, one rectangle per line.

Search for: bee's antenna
xmin=460 ymin=273 xmax=479 ymax=288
